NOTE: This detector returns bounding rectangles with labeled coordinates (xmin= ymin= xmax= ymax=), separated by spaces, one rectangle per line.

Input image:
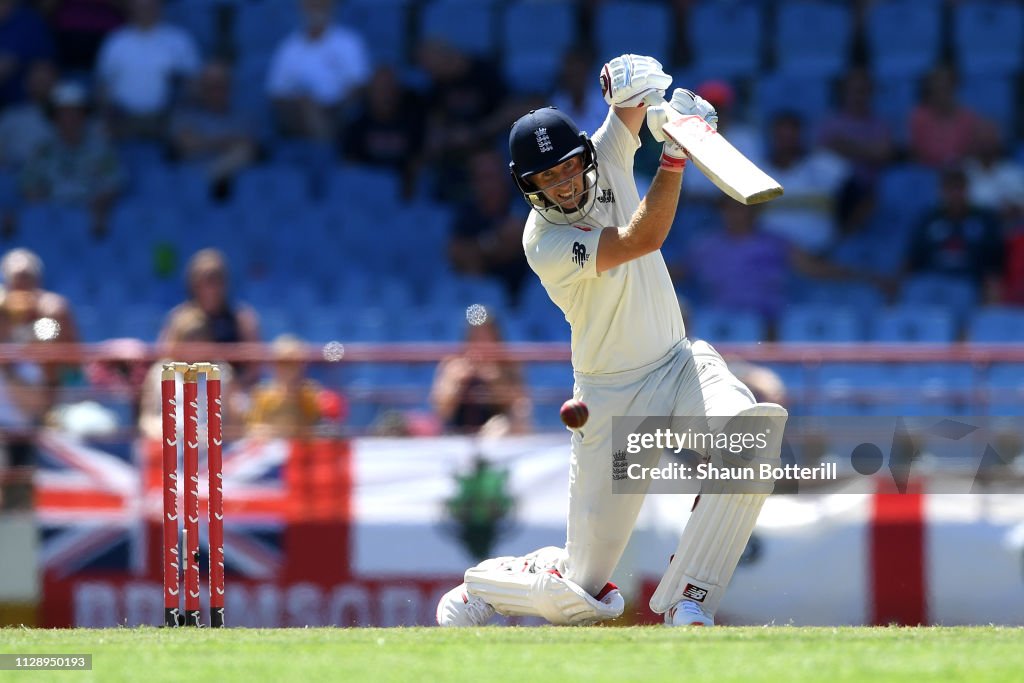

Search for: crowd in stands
xmin=0 ymin=0 xmax=1021 ymax=438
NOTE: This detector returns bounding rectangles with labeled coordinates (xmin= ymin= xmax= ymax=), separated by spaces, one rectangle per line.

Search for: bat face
xmin=661 ymin=114 xmax=784 ymax=205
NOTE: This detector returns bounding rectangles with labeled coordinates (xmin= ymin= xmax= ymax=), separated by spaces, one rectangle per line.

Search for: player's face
xmin=531 ymin=155 xmax=587 ymax=210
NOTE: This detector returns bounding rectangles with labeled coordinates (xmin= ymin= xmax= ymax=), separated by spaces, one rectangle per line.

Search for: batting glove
xmin=600 ymin=54 xmax=672 ymax=108
xmin=659 ymin=138 xmax=688 ymax=172
xmin=646 ymin=88 xmax=719 ymax=143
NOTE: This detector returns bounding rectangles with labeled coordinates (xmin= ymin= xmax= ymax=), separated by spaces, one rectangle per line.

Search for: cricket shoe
xmin=436 ymin=583 xmax=496 ymax=627
xmin=665 ymin=599 xmax=714 ymax=627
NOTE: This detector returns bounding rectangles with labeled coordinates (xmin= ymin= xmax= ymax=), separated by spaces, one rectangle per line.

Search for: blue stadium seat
xmin=594 ymin=1 xmax=671 ymax=66
xmin=300 ymin=306 xmax=345 ymax=343
xmin=866 ymin=0 xmax=942 ymax=78
xmin=525 ymin=362 xmax=575 ymax=391
xmin=502 ymin=0 xmax=577 ymax=94
xmin=689 ymin=309 xmax=765 ymax=343
xmin=968 ymin=307 xmax=1024 ymax=342
xmin=983 ymin=363 xmax=1024 ymax=416
xmin=163 ymin=0 xmax=218 ymax=53
xmin=753 ymin=72 xmax=831 ymax=135
xmin=876 ymin=163 xmax=939 ymax=234
xmin=953 ymin=1 xmax=1024 ymax=76
xmin=688 ymin=2 xmax=764 ymax=79
xmin=871 ymin=75 xmax=917 ymax=145
xmin=796 ymin=281 xmax=886 ymax=313
xmin=510 ymin=302 xmax=567 ymax=343
xmin=774 ymin=0 xmax=854 ymax=78
xmin=234 ymin=0 xmax=298 ymax=56
xmin=896 ymin=363 xmax=976 ymax=414
xmin=778 ymin=306 xmax=863 ymax=342
xmin=392 ymin=305 xmax=465 ymax=342
xmin=871 ymin=307 xmax=956 ymax=343
xmin=115 ymin=305 xmax=165 ymax=341
xmin=259 ymin=307 xmax=297 ymax=340
xmin=814 ymin=363 xmax=891 ymax=415
xmin=328 ymin=165 xmax=400 ymax=209
xmin=900 ymin=275 xmax=979 ymax=320
xmin=117 ymin=142 xmax=165 ymax=180
xmin=233 ymin=165 xmax=309 ymax=208
xmin=74 ymin=305 xmax=104 ymax=342
xmin=337 ymin=0 xmax=410 ymax=66
xmin=420 ymin=0 xmax=497 ymax=57
xmin=957 ymin=75 xmax=1016 ymax=143
xmin=430 ymin=275 xmax=509 ymax=316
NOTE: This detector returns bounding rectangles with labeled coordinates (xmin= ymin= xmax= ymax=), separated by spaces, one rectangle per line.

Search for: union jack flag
xmin=34 ymin=431 xmax=292 ymax=581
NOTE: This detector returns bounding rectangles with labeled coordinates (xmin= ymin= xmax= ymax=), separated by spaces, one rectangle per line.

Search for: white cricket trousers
xmin=564 ymin=338 xmax=756 ymax=596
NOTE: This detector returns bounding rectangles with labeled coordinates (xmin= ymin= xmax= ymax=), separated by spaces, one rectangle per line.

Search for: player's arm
xmin=599 ymin=54 xmax=672 ymax=139
xmin=596 ymin=89 xmax=719 ymax=274
xmin=596 ymin=169 xmax=682 ymax=273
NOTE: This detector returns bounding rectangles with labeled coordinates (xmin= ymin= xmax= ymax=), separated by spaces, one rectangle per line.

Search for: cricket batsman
xmin=437 ymin=54 xmax=788 ymax=627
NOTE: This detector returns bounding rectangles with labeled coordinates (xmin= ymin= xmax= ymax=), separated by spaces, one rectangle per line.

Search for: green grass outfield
xmin=2 ymin=626 xmax=1023 ymax=683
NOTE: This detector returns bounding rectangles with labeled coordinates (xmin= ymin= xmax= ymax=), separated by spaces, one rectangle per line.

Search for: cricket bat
xmin=661 ymin=111 xmax=784 ymax=205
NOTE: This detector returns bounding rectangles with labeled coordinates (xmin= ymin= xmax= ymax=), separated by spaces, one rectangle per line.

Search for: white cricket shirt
xmin=523 ymin=110 xmax=686 ymax=375
xmin=97 ymin=24 xmax=200 ymax=114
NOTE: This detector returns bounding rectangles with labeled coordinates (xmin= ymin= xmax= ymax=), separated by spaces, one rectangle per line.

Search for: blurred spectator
xmin=818 ymin=67 xmax=893 ymax=182
xmin=909 ymin=65 xmax=984 ymax=169
xmin=266 ymin=0 xmax=371 ymax=140
xmin=759 ymin=111 xmax=850 ymax=253
xmin=964 ymin=119 xmax=1024 ymax=224
xmin=904 ymin=166 xmax=1005 ymax=303
xmin=339 ymin=65 xmax=425 ymax=199
xmin=430 ymin=312 xmax=530 ymax=436
xmin=675 ymin=198 xmax=790 ymax=325
xmin=40 ymin=0 xmax=126 ymax=72
xmin=729 ymin=360 xmax=787 ymax=407
xmin=139 ymin=306 xmax=246 ymax=440
xmin=0 ymin=247 xmax=79 ymax=408
xmin=171 ymin=59 xmax=259 ymax=202
xmin=1001 ymin=223 xmax=1024 ymax=306
xmin=19 ymin=81 xmax=123 ymax=237
xmin=246 ymin=334 xmax=343 ymax=439
xmin=84 ymin=336 xmax=149 ymax=427
xmin=448 ymin=147 xmax=530 ymax=306
xmin=0 ymin=0 xmax=55 ymax=106
xmin=160 ymin=248 xmax=261 ymax=388
xmin=807 ymin=177 xmax=900 ymax=291
xmin=550 ymin=48 xmax=606 ymax=138
xmin=0 ymin=60 xmax=57 ymax=170
xmin=96 ymin=0 xmax=200 ymax=140
xmin=417 ymin=38 xmax=522 ymax=203
xmin=0 ymin=247 xmax=79 ymax=346
xmin=0 ymin=303 xmax=51 ymax=510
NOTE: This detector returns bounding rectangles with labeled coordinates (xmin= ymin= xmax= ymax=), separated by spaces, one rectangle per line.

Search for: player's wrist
xmin=659 ymin=150 xmax=687 ymax=173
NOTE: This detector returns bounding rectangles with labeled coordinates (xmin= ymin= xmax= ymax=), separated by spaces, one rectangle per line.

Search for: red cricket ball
xmin=560 ymin=399 xmax=589 ymax=429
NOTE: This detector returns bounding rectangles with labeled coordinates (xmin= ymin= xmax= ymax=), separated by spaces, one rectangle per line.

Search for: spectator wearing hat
xmin=19 ymin=80 xmax=123 ymax=237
